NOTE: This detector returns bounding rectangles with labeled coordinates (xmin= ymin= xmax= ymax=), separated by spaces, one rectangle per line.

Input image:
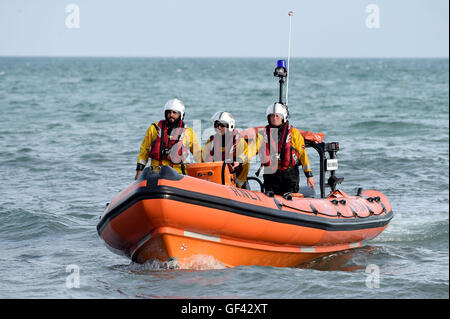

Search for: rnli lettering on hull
xmin=229 ymin=187 xmax=261 ymax=201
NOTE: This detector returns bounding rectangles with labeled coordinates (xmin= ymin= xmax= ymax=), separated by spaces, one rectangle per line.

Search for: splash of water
xmin=179 ymin=254 xmax=227 ymax=270
xmin=129 ymin=255 xmax=227 ymax=272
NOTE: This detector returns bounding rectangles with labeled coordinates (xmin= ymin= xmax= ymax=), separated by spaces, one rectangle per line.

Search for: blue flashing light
xmin=277 ymin=60 xmax=286 ymax=68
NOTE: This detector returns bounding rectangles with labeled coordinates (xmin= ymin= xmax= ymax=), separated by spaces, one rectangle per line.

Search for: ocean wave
xmin=0 ymin=207 xmax=75 ymax=240
xmin=350 ymin=120 xmax=431 ymax=131
xmin=372 ymin=216 xmax=449 ymax=244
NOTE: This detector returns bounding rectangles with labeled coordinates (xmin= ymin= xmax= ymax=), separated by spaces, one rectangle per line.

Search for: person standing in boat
xmin=135 ymin=98 xmax=202 ymax=180
xmin=203 ymin=111 xmax=250 ymax=188
xmin=247 ymin=102 xmax=315 ymax=196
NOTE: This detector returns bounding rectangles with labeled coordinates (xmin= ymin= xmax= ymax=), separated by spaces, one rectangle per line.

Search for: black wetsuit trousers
xmin=263 ymin=166 xmax=300 ymax=196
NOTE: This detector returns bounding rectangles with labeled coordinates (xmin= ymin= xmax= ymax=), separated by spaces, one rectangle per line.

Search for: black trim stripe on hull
xmin=97 ymin=184 xmax=393 ymax=235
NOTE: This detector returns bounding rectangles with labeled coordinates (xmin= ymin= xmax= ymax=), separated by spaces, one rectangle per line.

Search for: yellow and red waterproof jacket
xmin=246 ymin=123 xmax=312 ymax=177
xmin=137 ymin=120 xmax=202 ymax=174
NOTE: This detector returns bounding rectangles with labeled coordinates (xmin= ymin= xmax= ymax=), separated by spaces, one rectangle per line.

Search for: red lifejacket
xmin=260 ymin=121 xmax=299 ymax=171
xmin=149 ymin=120 xmax=189 ymax=166
xmin=206 ymin=130 xmax=245 ymax=176
xmin=205 ymin=130 xmax=239 ymax=163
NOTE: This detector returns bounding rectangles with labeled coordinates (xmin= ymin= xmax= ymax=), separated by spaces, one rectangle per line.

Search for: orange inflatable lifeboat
xmin=97 ymin=132 xmax=393 ymax=268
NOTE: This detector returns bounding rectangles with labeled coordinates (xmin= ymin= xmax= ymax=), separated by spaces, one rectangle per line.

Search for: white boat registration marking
xmin=184 ymin=230 xmax=221 ymax=242
xmin=300 ymin=247 xmax=316 ymax=253
xmin=349 ymin=242 xmax=361 ymax=248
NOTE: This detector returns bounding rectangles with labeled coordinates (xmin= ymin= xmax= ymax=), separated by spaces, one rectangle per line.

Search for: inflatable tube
xmin=97 ymin=165 xmax=393 ymax=268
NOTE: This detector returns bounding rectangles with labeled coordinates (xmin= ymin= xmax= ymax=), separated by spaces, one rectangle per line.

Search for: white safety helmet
xmin=211 ymin=111 xmax=236 ymax=133
xmin=266 ymin=102 xmax=289 ymax=123
xmin=164 ymin=98 xmax=185 ymax=120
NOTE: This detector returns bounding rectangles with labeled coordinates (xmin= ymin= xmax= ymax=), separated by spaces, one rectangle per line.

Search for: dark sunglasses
xmin=214 ymin=121 xmax=228 ymax=128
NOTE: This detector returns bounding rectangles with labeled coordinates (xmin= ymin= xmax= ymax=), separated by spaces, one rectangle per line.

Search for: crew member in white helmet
xmin=203 ymin=111 xmax=250 ymax=188
xmin=135 ymin=98 xmax=202 ymax=179
xmin=247 ymin=102 xmax=315 ymax=195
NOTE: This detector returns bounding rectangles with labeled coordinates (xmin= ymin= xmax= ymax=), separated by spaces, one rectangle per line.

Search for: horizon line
xmin=0 ymin=55 xmax=448 ymax=59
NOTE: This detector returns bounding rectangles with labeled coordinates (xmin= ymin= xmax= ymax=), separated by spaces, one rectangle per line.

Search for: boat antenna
xmin=286 ymin=10 xmax=293 ymax=107
xmin=273 ymin=11 xmax=294 ymax=106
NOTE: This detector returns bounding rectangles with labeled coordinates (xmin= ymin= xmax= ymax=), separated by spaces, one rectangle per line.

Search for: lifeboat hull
xmin=97 ymin=166 xmax=393 ymax=268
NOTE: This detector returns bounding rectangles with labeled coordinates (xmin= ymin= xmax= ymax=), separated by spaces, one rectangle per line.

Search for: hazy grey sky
xmin=1 ymin=0 xmax=448 ymax=57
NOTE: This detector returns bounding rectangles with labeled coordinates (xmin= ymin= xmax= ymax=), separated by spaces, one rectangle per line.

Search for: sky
xmin=0 ymin=0 xmax=448 ymax=58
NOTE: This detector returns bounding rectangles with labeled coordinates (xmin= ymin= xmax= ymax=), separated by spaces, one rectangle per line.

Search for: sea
xmin=0 ymin=57 xmax=448 ymax=301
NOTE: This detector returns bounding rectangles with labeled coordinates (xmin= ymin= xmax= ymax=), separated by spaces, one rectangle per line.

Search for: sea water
xmin=0 ymin=57 xmax=448 ymax=299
